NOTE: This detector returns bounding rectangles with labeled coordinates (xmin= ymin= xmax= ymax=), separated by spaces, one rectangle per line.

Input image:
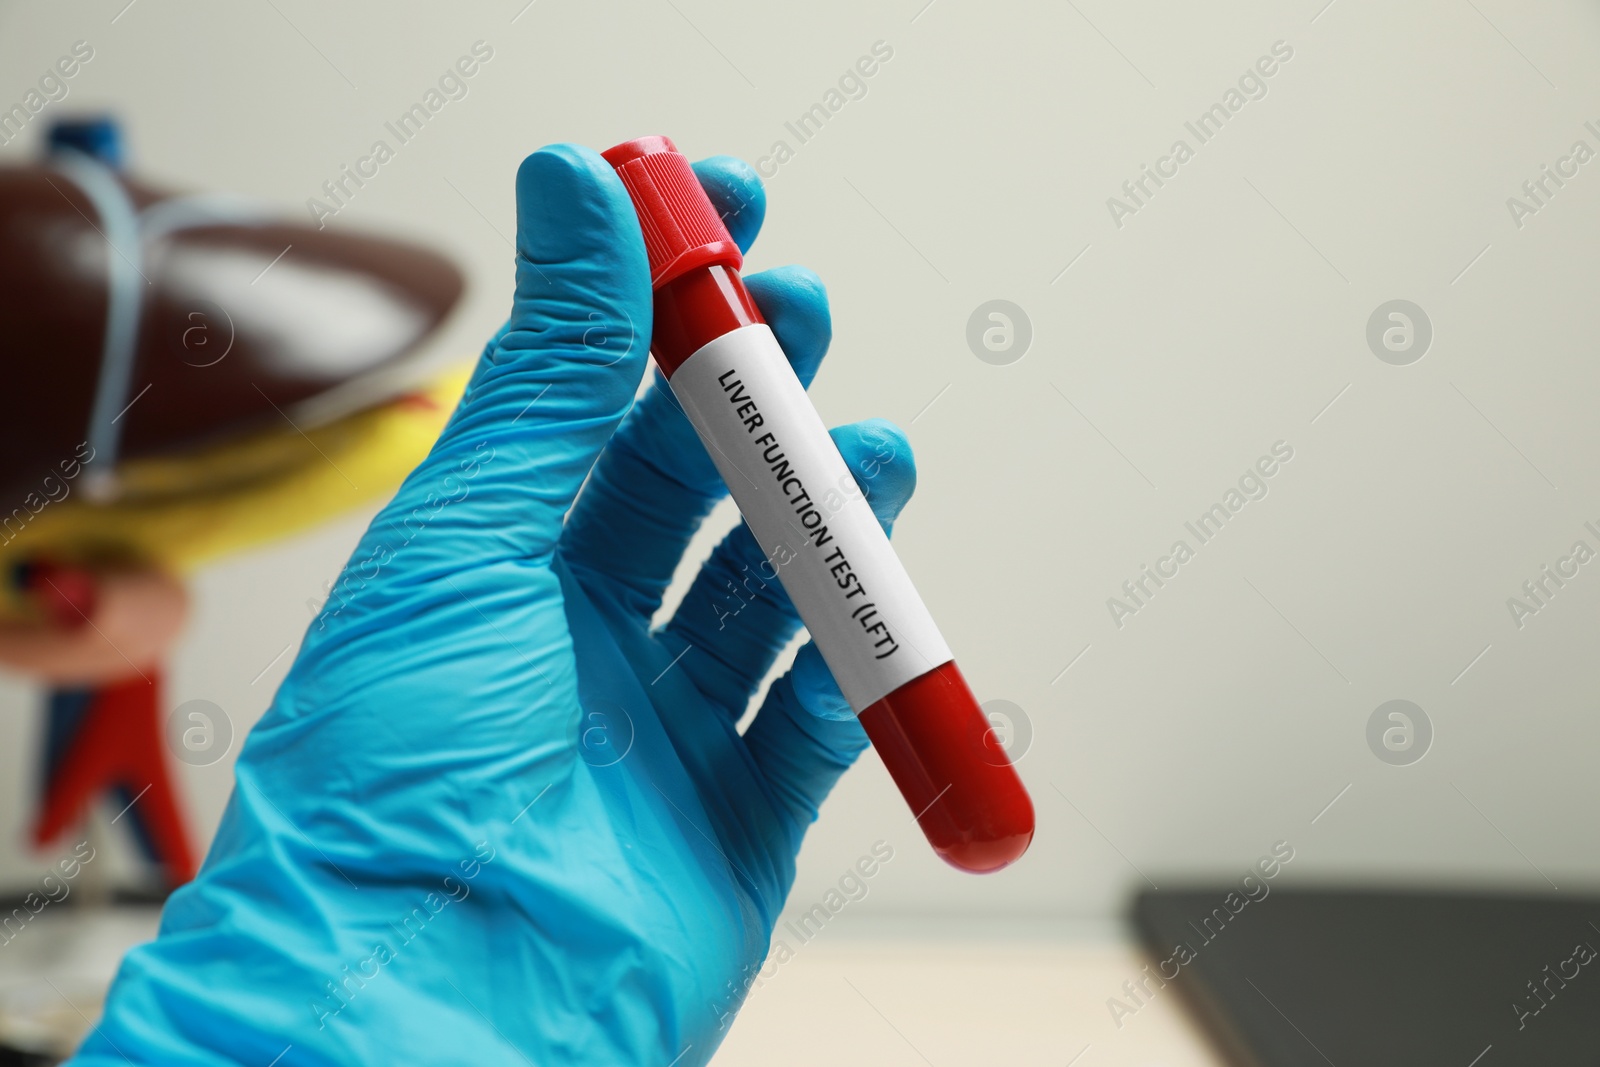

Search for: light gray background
xmin=2 ymin=0 xmax=1597 ymax=930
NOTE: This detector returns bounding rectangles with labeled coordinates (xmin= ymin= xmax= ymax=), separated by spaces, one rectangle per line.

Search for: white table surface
xmin=713 ymin=920 xmax=1226 ymax=1067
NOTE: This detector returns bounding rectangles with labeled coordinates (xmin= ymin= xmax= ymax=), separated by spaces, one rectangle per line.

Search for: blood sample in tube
xmin=603 ymin=136 xmax=1034 ymax=873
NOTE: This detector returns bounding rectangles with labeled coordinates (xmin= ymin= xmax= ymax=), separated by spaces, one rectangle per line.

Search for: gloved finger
xmin=742 ymin=643 xmax=870 ymax=847
xmin=661 ymin=419 xmax=914 ymax=720
xmin=693 ymin=155 xmax=766 ymax=252
xmin=369 ymin=144 xmax=651 ymax=578
xmin=558 ymin=259 xmax=831 ymax=618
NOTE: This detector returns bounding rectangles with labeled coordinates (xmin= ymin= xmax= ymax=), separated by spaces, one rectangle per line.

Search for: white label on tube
xmin=670 ymin=324 xmax=953 ymax=712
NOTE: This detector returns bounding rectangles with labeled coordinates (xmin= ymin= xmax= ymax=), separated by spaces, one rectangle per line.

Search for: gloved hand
xmin=67 ymin=145 xmax=918 ymax=1066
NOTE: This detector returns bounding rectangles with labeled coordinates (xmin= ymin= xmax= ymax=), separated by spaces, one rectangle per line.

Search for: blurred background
xmin=3 ymin=0 xmax=1599 ymax=1062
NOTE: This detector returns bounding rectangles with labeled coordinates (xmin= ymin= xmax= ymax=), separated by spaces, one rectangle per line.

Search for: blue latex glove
xmin=67 ymin=145 xmax=918 ymax=1066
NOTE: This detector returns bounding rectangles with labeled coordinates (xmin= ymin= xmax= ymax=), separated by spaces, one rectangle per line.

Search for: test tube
xmin=603 ymin=136 xmax=1034 ymax=873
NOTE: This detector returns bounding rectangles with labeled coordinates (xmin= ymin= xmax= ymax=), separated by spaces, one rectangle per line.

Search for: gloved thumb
xmin=382 ymin=144 xmax=652 ymax=573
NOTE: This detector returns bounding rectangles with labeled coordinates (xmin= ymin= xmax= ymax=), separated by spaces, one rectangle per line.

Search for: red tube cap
xmin=602 ymin=136 xmax=742 ymax=289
